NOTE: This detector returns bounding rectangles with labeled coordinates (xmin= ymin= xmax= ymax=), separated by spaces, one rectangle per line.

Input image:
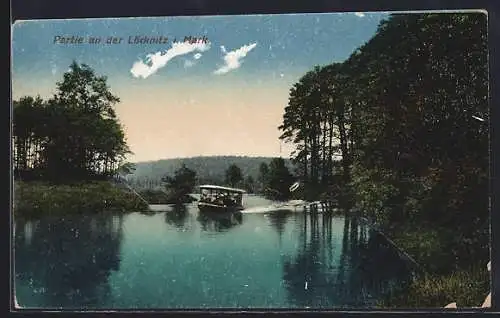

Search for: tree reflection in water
xmin=164 ymin=204 xmax=189 ymax=230
xmin=196 ymin=211 xmax=243 ymax=233
xmin=266 ymin=210 xmax=292 ymax=245
xmin=14 ymin=214 xmax=124 ymax=309
xmin=282 ymin=210 xmax=413 ymax=308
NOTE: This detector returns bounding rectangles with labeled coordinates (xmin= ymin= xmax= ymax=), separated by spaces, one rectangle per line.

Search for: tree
xmin=50 ymin=61 xmax=129 ymax=180
xmin=244 ymin=175 xmax=255 ymax=193
xmin=225 ymin=164 xmax=243 ymax=187
xmin=115 ymin=162 xmax=136 ymax=178
xmin=12 ymin=96 xmax=46 ymax=179
xmin=54 ymin=61 xmax=119 ymax=118
xmin=279 ymin=12 xmax=489 ymax=273
xmin=279 ymin=64 xmax=353 ymax=200
xmin=12 ymin=61 xmax=131 ymax=182
xmin=258 ymin=162 xmax=269 ymax=192
xmin=161 ymin=164 xmax=197 ymax=202
xmin=264 ymin=158 xmax=295 ymax=201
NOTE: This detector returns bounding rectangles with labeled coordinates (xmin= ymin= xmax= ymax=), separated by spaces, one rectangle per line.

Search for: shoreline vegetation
xmin=14 ymin=181 xmax=150 ymax=218
xmin=13 ymin=181 xmax=201 ymax=219
xmin=13 ymin=13 xmax=489 ymax=309
xmin=379 ymin=226 xmax=490 ymax=308
xmin=276 ymin=13 xmax=489 ymax=308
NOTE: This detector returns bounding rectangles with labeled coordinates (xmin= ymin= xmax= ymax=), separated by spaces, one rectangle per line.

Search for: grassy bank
xmin=381 ymin=266 xmax=489 ymax=308
xmin=377 ymin=224 xmax=490 ymax=308
xmin=14 ymin=181 xmax=150 ymax=218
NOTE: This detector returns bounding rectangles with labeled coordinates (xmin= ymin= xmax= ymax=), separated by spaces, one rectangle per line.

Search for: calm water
xmin=14 ymin=196 xmax=413 ymax=309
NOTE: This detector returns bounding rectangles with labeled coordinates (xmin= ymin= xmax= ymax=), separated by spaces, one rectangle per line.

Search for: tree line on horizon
xmin=125 ymin=156 xmax=295 ymax=184
xmin=146 ymin=158 xmax=295 ymax=201
xmin=280 ymin=12 xmax=488 ymax=276
xmin=125 ymin=156 xmax=296 ymax=194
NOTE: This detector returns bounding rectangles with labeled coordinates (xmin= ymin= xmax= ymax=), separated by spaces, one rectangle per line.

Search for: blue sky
xmin=12 ymin=12 xmax=390 ymax=161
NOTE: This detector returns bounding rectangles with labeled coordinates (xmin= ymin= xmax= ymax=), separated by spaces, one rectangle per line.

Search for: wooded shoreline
xmin=276 ymin=12 xmax=489 ymax=308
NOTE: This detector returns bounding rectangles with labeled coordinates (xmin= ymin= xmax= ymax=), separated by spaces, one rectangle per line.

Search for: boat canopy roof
xmin=199 ymin=184 xmax=246 ymax=193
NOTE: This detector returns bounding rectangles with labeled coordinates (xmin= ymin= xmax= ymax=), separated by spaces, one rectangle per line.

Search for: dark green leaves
xmin=225 ymin=164 xmax=243 ymax=188
xmin=279 ymin=12 xmax=489 ymax=278
xmin=13 ymin=61 xmax=130 ymax=182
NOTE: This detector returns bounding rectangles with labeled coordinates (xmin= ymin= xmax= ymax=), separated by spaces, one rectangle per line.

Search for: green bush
xmin=350 ymin=166 xmax=401 ymax=224
xmin=380 ymin=266 xmax=490 ymax=308
xmin=387 ymin=227 xmax=450 ymax=274
xmin=377 ymin=225 xmax=490 ymax=308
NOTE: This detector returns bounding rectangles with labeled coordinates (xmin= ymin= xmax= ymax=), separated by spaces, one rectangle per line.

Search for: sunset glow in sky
xmin=12 ymin=13 xmax=389 ymax=162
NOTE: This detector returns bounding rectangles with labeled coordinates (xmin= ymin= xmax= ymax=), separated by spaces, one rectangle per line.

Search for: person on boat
xmin=230 ymin=193 xmax=239 ymax=206
xmin=215 ymin=193 xmax=224 ymax=205
xmin=223 ymin=195 xmax=233 ymax=207
xmin=201 ymin=191 xmax=208 ymax=201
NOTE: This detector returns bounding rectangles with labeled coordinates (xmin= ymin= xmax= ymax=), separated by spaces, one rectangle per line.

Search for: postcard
xmin=11 ymin=10 xmax=490 ymax=310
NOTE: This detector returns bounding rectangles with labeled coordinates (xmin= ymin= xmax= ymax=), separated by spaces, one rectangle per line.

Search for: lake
xmin=14 ymin=195 xmax=414 ymax=309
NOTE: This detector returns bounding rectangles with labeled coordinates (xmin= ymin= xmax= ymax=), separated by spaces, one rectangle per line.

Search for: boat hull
xmin=198 ymin=202 xmax=243 ymax=213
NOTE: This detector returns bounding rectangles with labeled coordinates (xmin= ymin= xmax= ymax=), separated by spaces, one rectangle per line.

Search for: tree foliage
xmin=225 ymin=164 xmax=243 ymax=187
xmin=161 ymin=164 xmax=197 ymax=202
xmin=258 ymin=162 xmax=270 ymax=192
xmin=244 ymin=175 xmax=256 ymax=193
xmin=279 ymin=12 xmax=489 ymax=272
xmin=263 ymin=158 xmax=295 ymax=201
xmin=125 ymin=156 xmax=294 ymax=190
xmin=279 ymin=63 xmax=352 ymax=200
xmin=13 ymin=61 xmax=131 ymax=183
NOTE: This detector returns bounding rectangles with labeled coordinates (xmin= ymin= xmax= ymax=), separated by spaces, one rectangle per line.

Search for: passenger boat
xmin=198 ymin=185 xmax=246 ymax=213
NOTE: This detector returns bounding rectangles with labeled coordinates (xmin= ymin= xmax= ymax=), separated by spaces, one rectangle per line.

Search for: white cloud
xmin=184 ymin=53 xmax=204 ymax=68
xmin=214 ymin=42 xmax=257 ymax=75
xmin=130 ymin=41 xmax=211 ymax=78
xmin=355 ymin=12 xmax=365 ymax=18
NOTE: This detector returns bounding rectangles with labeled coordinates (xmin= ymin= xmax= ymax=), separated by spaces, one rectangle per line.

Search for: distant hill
xmin=125 ymin=156 xmax=295 ymax=189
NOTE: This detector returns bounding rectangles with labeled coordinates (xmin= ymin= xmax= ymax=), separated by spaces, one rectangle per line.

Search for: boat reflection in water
xmin=196 ymin=184 xmax=246 ymax=232
xmin=197 ymin=210 xmax=243 ymax=232
xmin=14 ymin=197 xmax=415 ymax=309
xmin=164 ymin=204 xmax=189 ymax=230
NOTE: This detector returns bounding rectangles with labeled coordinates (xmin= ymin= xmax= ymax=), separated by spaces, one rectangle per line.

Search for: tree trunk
xmin=338 ymin=104 xmax=350 ymax=185
xmin=321 ymin=116 xmax=328 ymax=186
xmin=328 ymin=114 xmax=335 ymax=183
